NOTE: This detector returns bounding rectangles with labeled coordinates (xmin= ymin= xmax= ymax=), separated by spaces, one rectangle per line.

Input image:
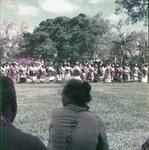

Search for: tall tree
xmin=0 ymin=47 xmax=4 ymax=65
xmin=19 ymin=31 xmax=57 ymax=63
xmin=0 ymin=22 xmax=28 ymax=62
xmin=115 ymin=0 xmax=148 ymax=24
xmin=111 ymin=29 xmax=148 ymax=64
xmin=20 ymin=13 xmax=110 ymax=63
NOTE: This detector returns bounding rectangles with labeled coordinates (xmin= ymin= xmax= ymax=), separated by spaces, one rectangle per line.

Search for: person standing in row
xmin=132 ymin=64 xmax=141 ymax=82
xmin=10 ymin=62 xmax=18 ymax=85
xmin=123 ymin=63 xmax=130 ymax=82
xmin=141 ymin=63 xmax=148 ymax=83
xmin=104 ymin=62 xmax=112 ymax=83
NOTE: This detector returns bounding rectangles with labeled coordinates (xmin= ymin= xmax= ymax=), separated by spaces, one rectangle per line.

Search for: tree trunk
xmin=114 ymin=55 xmax=117 ymax=63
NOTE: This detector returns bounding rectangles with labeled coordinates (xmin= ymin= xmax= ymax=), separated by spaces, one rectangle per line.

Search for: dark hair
xmin=0 ymin=75 xmax=17 ymax=114
xmin=62 ymin=79 xmax=92 ymax=106
xmin=141 ymin=139 xmax=149 ymax=150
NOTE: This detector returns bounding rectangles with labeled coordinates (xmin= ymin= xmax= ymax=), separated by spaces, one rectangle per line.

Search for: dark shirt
xmin=1 ymin=116 xmax=47 ymax=150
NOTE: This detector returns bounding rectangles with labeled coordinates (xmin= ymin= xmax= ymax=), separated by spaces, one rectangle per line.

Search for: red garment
xmin=114 ymin=68 xmax=121 ymax=80
xmin=11 ymin=66 xmax=17 ymax=84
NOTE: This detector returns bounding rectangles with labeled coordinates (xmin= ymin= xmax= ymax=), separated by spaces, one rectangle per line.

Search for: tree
xmin=92 ymin=32 xmax=113 ymax=61
xmin=115 ymin=0 xmax=148 ymax=24
xmin=20 ymin=13 xmax=110 ymax=64
xmin=19 ymin=31 xmax=57 ymax=63
xmin=0 ymin=21 xmax=28 ymax=62
xmin=0 ymin=47 xmax=4 ymax=65
xmin=127 ymin=31 xmax=148 ymax=64
xmin=110 ymin=28 xmax=148 ymax=65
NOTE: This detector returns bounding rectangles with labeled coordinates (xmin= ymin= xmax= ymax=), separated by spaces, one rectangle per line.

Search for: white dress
xmin=142 ymin=66 xmax=148 ymax=83
xmin=133 ymin=67 xmax=139 ymax=81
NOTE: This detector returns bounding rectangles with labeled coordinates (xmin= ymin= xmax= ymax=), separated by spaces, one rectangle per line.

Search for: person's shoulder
xmin=86 ymin=110 xmax=105 ymax=125
xmin=11 ymin=125 xmax=47 ymax=150
xmin=51 ymin=107 xmax=70 ymax=116
xmin=2 ymin=121 xmax=47 ymax=150
xmin=51 ymin=107 xmax=64 ymax=112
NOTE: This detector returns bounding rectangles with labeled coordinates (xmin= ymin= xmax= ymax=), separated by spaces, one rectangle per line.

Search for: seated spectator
xmin=48 ymin=79 xmax=109 ymax=150
xmin=141 ymin=139 xmax=149 ymax=150
xmin=0 ymin=75 xmax=47 ymax=150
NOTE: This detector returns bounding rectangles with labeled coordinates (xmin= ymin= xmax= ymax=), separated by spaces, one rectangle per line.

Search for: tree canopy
xmin=0 ymin=22 xmax=28 ymax=63
xmin=1 ymin=13 xmax=147 ymax=65
xmin=19 ymin=13 xmax=110 ymax=63
xmin=115 ymin=0 xmax=148 ymax=24
xmin=18 ymin=13 xmax=148 ymax=65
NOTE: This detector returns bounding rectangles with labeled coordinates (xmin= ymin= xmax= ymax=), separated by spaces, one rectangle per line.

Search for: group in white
xmin=0 ymin=61 xmax=148 ymax=84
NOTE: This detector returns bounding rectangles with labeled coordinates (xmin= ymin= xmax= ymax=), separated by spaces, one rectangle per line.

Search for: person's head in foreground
xmin=0 ymin=75 xmax=47 ymax=150
xmin=0 ymin=75 xmax=17 ymax=122
xmin=141 ymin=139 xmax=149 ymax=150
xmin=48 ymin=79 xmax=109 ymax=150
xmin=62 ymin=79 xmax=91 ymax=107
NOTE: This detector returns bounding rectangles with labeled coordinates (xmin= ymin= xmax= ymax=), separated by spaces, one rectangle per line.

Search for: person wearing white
xmin=71 ymin=63 xmax=81 ymax=80
xmin=104 ymin=63 xmax=112 ymax=83
xmin=64 ymin=64 xmax=72 ymax=81
xmin=141 ymin=63 xmax=148 ymax=83
xmin=132 ymin=64 xmax=141 ymax=82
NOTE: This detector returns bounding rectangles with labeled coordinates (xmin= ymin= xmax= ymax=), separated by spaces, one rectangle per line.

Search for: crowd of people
xmin=0 ymin=61 xmax=149 ymax=84
xmin=0 ymin=76 xmax=148 ymax=150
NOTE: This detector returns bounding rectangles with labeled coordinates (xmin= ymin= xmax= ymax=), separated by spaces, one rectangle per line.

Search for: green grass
xmin=14 ymin=83 xmax=149 ymax=150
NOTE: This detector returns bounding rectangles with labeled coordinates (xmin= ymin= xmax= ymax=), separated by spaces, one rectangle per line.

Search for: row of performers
xmin=0 ymin=62 xmax=148 ymax=84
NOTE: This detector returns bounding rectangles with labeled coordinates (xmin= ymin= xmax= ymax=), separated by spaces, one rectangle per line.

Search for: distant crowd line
xmin=0 ymin=61 xmax=148 ymax=84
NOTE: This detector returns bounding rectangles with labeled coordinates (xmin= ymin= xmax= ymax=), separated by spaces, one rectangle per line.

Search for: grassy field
xmin=14 ymin=83 xmax=149 ymax=150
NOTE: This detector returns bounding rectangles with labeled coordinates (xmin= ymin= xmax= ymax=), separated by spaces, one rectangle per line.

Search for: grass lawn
xmin=14 ymin=83 xmax=149 ymax=150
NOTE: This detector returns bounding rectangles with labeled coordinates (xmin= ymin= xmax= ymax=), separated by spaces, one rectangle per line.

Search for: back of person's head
xmin=141 ymin=139 xmax=149 ymax=150
xmin=62 ymin=79 xmax=92 ymax=107
xmin=0 ymin=75 xmax=17 ymax=122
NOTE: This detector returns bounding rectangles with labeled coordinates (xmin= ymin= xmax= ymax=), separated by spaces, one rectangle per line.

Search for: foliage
xmin=19 ymin=32 xmax=57 ymax=63
xmin=115 ymin=0 xmax=148 ymax=24
xmin=110 ymin=20 xmax=148 ymax=64
xmin=20 ymin=13 xmax=110 ymax=63
xmin=2 ymin=13 xmax=147 ymax=65
xmin=93 ymin=32 xmax=114 ymax=61
xmin=0 ymin=22 xmax=28 ymax=61
xmin=0 ymin=47 xmax=4 ymax=64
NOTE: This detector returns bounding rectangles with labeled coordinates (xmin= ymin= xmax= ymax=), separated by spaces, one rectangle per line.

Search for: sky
xmin=0 ymin=0 xmax=147 ymax=32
